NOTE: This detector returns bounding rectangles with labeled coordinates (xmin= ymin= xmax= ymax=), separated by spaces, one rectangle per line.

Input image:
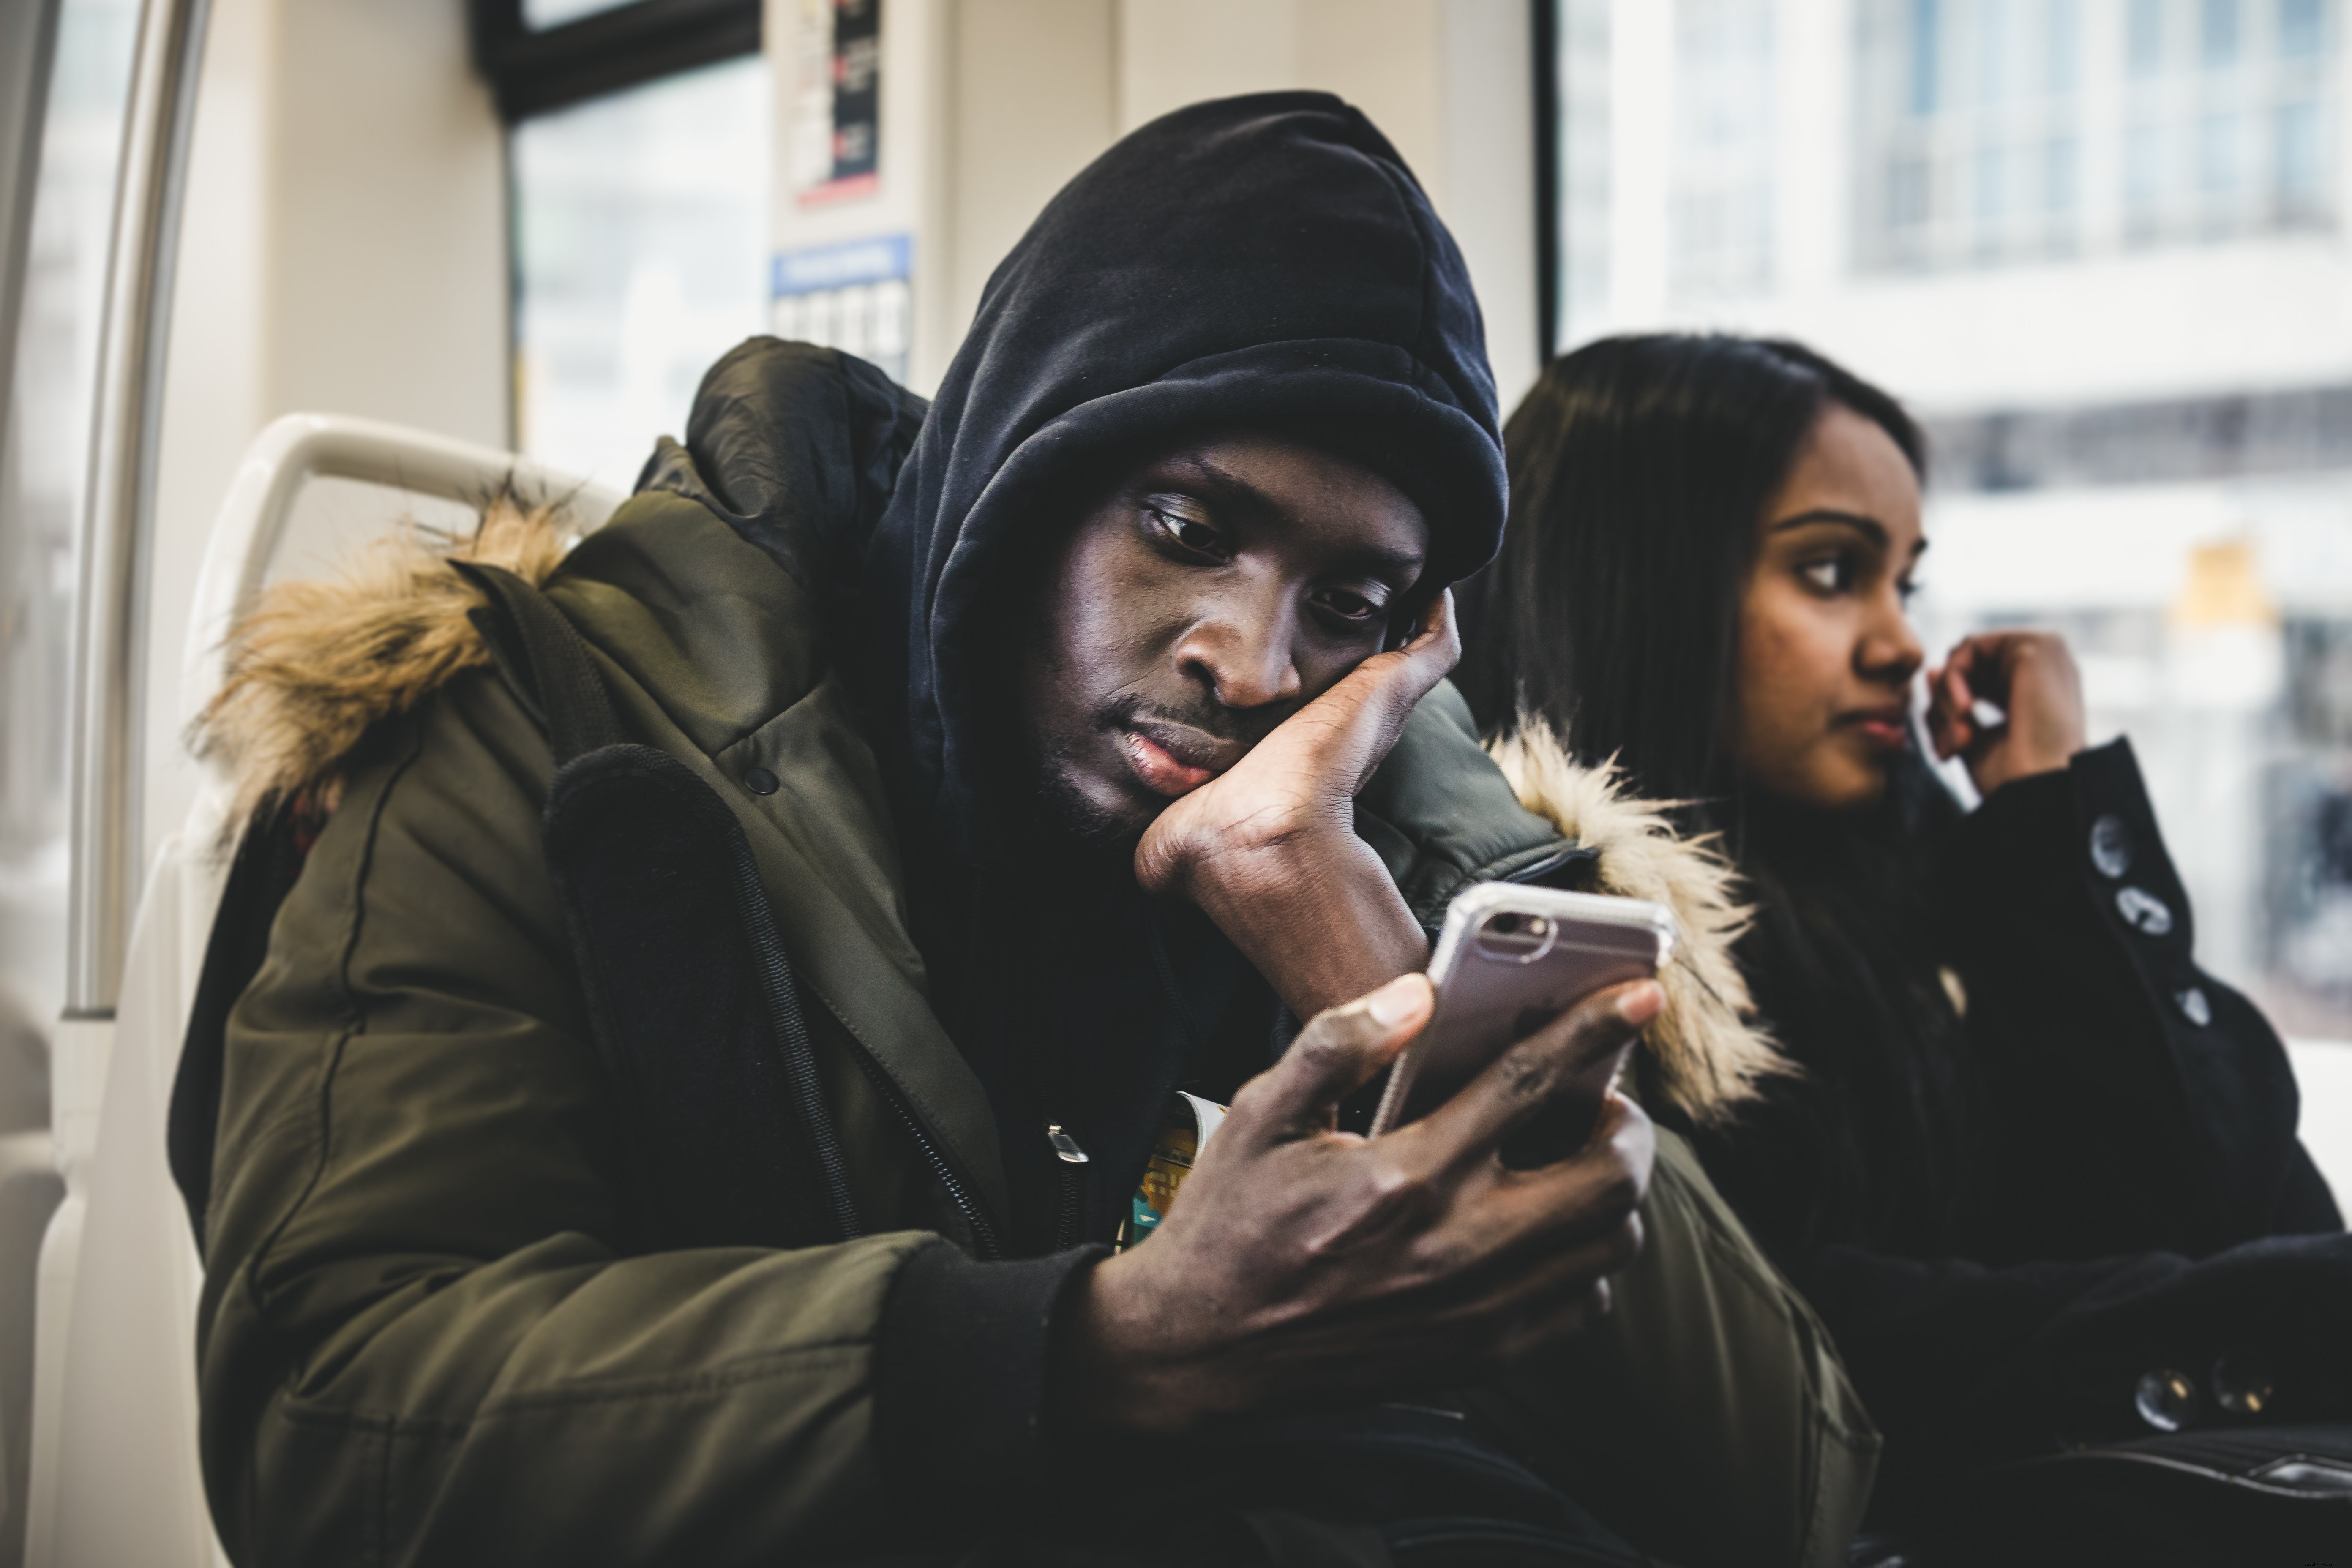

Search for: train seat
xmin=25 ymin=416 xmax=617 ymax=1568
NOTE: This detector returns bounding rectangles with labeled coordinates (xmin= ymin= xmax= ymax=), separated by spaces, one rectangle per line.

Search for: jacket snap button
xmin=2117 ymin=886 xmax=2172 ymax=936
xmin=2135 ymin=1368 xmax=2200 ymax=1432
xmin=2175 ymin=987 xmax=2212 ymax=1027
xmin=2089 ymin=813 xmax=2132 ymax=879
xmin=744 ymin=766 xmax=780 ymax=796
xmin=2211 ymin=1349 xmax=2273 ymax=1416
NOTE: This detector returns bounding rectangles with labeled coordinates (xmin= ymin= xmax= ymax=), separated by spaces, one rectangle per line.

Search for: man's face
xmin=1020 ymin=433 xmax=1431 ymax=844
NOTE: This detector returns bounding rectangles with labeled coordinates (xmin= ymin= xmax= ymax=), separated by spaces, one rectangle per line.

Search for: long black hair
xmin=1456 ymin=334 xmax=1924 ymax=791
xmin=1458 ymin=333 xmax=1990 ymax=1257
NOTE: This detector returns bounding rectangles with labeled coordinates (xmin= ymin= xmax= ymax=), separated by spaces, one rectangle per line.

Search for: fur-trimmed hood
xmin=197 ymin=498 xmax=1777 ymax=1125
xmin=1488 ymin=721 xmax=1781 ymax=1123
xmin=194 ymin=494 xmax=575 ymax=827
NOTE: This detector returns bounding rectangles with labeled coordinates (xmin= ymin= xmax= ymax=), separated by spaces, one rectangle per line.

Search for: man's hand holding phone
xmin=1053 ymin=971 xmax=1659 ymax=1435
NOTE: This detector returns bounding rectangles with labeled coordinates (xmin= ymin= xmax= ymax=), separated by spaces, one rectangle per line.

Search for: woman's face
xmin=1730 ymin=401 xmax=1927 ymax=812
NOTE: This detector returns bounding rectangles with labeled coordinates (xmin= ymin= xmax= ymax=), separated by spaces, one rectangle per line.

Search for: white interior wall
xmin=144 ymin=0 xmax=507 ymax=867
xmin=941 ymin=0 xmax=1117 ymax=349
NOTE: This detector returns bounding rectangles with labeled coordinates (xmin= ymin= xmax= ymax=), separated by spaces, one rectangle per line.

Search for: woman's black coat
xmin=1700 ymin=739 xmax=2346 ymax=1500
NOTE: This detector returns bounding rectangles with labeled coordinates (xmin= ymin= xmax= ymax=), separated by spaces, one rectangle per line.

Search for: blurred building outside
xmin=1553 ymin=0 xmax=2352 ymax=1049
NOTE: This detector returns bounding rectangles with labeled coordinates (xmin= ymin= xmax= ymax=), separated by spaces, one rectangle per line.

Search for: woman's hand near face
xmin=1926 ymin=630 xmax=2087 ymax=796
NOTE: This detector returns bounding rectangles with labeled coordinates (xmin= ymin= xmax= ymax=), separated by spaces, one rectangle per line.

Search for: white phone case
xmin=1368 ymin=884 xmax=1676 ymax=1138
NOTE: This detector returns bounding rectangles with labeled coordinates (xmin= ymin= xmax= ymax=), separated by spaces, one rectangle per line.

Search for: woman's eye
xmin=1897 ymin=575 xmax=1923 ymax=604
xmin=1149 ymin=507 xmax=1228 ymax=562
xmin=1798 ymin=556 xmax=1851 ymax=594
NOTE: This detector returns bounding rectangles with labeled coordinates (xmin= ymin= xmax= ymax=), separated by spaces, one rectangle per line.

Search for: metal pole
xmin=63 ymin=0 xmax=211 ymax=1018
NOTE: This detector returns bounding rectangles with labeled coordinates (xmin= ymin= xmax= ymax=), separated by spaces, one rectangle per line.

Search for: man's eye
xmin=1312 ymin=586 xmax=1385 ymax=624
xmin=1148 ymin=507 xmax=1228 ymax=562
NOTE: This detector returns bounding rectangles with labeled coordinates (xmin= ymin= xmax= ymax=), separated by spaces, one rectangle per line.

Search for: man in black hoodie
xmin=193 ymin=95 xmax=1871 ymax=1566
xmin=853 ymin=93 xmax=1659 ymax=1438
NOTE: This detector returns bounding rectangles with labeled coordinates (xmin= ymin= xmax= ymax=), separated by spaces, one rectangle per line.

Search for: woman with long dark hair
xmin=1458 ymin=333 xmax=2349 ymax=1552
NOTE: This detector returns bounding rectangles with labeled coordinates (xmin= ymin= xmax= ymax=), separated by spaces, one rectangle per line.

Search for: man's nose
xmin=1173 ymin=594 xmax=1304 ymax=711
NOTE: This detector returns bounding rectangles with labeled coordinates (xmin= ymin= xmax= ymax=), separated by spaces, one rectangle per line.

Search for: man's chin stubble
xmin=1032 ymin=752 xmax=1156 ymax=854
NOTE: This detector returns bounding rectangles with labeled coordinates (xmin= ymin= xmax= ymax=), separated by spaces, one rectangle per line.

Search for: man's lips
xmin=1838 ymin=704 xmax=1913 ymax=750
xmin=1116 ymin=718 xmax=1244 ymax=798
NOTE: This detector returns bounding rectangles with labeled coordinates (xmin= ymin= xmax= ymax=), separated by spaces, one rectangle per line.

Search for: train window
xmin=472 ymin=0 xmax=767 ymax=490
xmin=0 ymin=0 xmax=142 ymax=1028
xmin=510 ymin=55 xmax=769 ymax=491
xmin=1546 ymin=0 xmax=2352 ymax=1186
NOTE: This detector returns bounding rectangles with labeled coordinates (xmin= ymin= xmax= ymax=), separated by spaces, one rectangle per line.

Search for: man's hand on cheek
xmin=1134 ymin=591 xmax=1461 ymax=1016
xmin=1049 ymin=972 xmax=1658 ymax=1434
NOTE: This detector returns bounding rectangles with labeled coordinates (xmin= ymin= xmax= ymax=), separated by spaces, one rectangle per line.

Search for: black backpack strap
xmin=450 ymin=559 xmax=622 ymax=764
xmin=457 ymin=559 xmax=862 ymax=1249
xmin=170 ymin=556 xmax=862 ymax=1257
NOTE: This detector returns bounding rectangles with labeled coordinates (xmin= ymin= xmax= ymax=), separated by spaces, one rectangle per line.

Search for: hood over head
xmin=860 ymin=91 xmax=1506 ymax=859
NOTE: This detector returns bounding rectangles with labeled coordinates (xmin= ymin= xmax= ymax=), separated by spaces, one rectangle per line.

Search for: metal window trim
xmin=64 ymin=0 xmax=212 ymax=1020
xmin=469 ymin=0 xmax=762 ymax=123
xmin=1532 ymin=0 xmax=1561 ymax=365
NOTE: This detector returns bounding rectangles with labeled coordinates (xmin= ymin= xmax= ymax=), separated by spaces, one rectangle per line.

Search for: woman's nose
xmin=1860 ymin=596 xmax=1926 ymax=684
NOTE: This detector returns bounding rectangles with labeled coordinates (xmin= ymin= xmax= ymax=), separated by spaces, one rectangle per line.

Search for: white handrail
xmin=179 ymin=412 xmax=625 ymax=739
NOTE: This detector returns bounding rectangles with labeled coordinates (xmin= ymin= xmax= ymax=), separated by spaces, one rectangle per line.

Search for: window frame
xmin=1533 ymin=0 xmax=1561 ymax=364
xmin=468 ymin=0 xmax=761 ymax=123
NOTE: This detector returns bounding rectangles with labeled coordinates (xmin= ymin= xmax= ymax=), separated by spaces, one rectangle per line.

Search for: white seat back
xmin=28 ymin=416 xmax=617 ymax=1568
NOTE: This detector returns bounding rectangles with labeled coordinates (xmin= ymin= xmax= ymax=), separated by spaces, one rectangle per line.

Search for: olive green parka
xmin=191 ymin=348 xmax=1877 ymax=1568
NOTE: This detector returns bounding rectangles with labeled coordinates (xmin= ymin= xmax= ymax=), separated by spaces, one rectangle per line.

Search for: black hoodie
xmin=846 ymin=93 xmax=1518 ymax=1259
xmin=859 ymin=90 xmax=1508 ymax=860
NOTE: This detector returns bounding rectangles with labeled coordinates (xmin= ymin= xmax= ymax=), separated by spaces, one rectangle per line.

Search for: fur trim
xmin=1487 ymin=717 xmax=1784 ymax=1126
xmin=193 ymin=494 xmax=575 ymax=828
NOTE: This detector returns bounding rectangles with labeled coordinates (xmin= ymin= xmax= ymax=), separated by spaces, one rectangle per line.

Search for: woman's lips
xmin=1120 ymin=730 xmax=1217 ymax=796
xmin=1841 ymin=707 xmax=1913 ymax=751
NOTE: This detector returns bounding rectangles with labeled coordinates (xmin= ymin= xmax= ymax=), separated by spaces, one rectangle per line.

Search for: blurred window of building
xmin=1547 ymin=0 xmax=2352 ymax=1052
xmin=1675 ymin=0 xmax=1780 ymax=297
xmin=472 ymin=0 xmax=768 ymax=492
xmin=1856 ymin=0 xmax=2336 ymax=273
xmin=1554 ymin=0 xmax=1615 ymax=343
xmin=1858 ymin=0 xmax=2087 ymax=270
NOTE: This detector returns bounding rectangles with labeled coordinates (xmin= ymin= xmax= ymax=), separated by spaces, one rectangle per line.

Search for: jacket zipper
xmin=1047 ymin=1124 xmax=1090 ymax=1250
xmin=720 ymin=826 xmax=863 ymax=1242
xmin=847 ymin=1050 xmax=1004 ymax=1260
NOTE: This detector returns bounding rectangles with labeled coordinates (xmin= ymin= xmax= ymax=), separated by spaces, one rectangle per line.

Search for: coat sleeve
xmin=1939 ymin=738 xmax=2340 ymax=1263
xmin=1460 ymin=1128 xmax=1881 ymax=1568
xmin=1793 ymin=1229 xmax=2352 ymax=1504
xmin=196 ymin=669 xmax=1090 ymax=1567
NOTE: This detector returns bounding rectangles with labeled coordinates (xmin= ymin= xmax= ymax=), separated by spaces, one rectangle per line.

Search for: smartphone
xmin=1367 ymin=884 xmax=1675 ymax=1149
